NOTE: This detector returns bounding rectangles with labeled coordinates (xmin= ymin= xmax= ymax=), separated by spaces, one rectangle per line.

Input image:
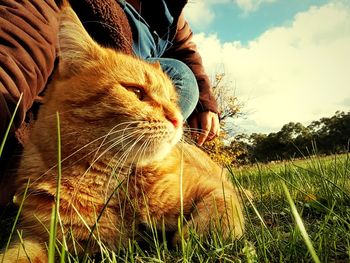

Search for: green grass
xmin=1 ymin=124 xmax=349 ymax=262
xmin=0 ymin=93 xmax=22 ymax=158
xmin=235 ymin=153 xmax=350 ymax=262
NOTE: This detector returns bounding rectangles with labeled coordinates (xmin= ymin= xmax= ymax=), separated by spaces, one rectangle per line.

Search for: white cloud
xmin=192 ymin=1 xmax=350 ymax=134
xmin=184 ymin=1 xmax=215 ymax=29
xmin=235 ymin=0 xmax=277 ymax=12
xmin=184 ymin=0 xmax=277 ymax=29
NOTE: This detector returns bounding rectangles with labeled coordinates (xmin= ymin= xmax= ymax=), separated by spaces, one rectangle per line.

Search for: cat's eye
xmin=125 ymin=86 xmax=145 ymax=100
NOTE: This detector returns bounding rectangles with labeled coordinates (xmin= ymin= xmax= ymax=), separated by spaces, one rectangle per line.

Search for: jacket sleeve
xmin=0 ymin=0 xmax=60 ymax=138
xmin=163 ymin=12 xmax=218 ymax=114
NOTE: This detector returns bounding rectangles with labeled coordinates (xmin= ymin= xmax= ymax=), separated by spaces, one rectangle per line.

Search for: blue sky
xmin=202 ymin=0 xmax=329 ymax=43
xmin=184 ymin=0 xmax=350 ymax=135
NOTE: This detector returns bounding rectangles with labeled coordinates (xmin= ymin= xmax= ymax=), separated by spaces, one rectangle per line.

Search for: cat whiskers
xmin=69 ymin=123 xmax=146 ymax=204
xmin=130 ymin=132 xmax=153 ymax=177
xmin=67 ymin=126 xmax=147 ymax=228
xmin=91 ymin=121 xmax=138 ymax=164
xmin=90 ymin=128 xmax=152 ymax=231
xmin=88 ymin=123 xmax=146 ymax=171
xmin=101 ymin=131 xmax=150 ymax=227
xmin=68 ymin=131 xmax=137 ymax=205
xmin=69 ymin=120 xmax=152 ymax=208
xmin=22 ymin=122 xmax=142 ymax=199
xmin=102 ymin=129 xmax=148 ymax=198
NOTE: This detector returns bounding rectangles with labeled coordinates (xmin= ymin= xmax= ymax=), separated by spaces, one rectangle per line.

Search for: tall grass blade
xmin=282 ymin=182 xmax=321 ymax=263
xmin=48 ymin=112 xmax=63 ymax=263
xmin=60 ymin=244 xmax=66 ymax=263
xmin=16 ymin=230 xmax=31 ymax=262
xmin=0 ymin=93 xmax=23 ymax=158
xmin=82 ymin=179 xmax=124 ymax=263
xmin=48 ymin=205 xmax=57 ymax=262
xmin=1 ymin=180 xmax=29 ymax=263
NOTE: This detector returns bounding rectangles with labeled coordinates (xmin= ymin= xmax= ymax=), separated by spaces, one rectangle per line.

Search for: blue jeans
xmin=122 ymin=2 xmax=198 ymax=120
xmin=148 ymin=58 xmax=199 ymax=120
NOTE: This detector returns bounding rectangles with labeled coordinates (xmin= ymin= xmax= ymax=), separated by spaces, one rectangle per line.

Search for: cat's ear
xmin=58 ymin=7 xmax=100 ymax=75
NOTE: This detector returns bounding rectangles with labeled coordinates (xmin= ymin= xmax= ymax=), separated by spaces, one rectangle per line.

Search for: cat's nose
xmin=164 ymin=108 xmax=183 ymax=128
xmin=169 ymin=117 xmax=179 ymax=128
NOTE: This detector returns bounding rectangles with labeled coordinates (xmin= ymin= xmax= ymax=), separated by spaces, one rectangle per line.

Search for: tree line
xmin=202 ymin=111 xmax=349 ymax=165
xmin=207 ymin=76 xmax=349 ymax=164
xmin=236 ymin=111 xmax=350 ymax=163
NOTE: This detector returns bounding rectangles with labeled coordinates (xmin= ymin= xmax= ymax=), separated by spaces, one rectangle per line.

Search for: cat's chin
xmin=138 ymin=143 xmax=174 ymax=165
xmin=127 ymin=127 xmax=183 ymax=165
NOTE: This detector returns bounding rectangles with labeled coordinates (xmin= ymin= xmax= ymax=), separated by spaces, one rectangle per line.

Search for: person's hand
xmin=188 ymin=111 xmax=220 ymax=146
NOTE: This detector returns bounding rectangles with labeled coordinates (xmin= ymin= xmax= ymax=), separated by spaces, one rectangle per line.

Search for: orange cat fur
xmin=0 ymin=7 xmax=244 ymax=262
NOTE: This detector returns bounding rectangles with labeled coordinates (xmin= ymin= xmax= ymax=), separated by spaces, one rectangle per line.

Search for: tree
xmin=200 ymin=74 xmax=246 ymax=165
xmin=212 ymin=73 xmax=242 ymax=126
xmin=202 ymin=131 xmax=247 ymax=166
xmin=245 ymin=111 xmax=350 ymax=162
xmin=309 ymin=111 xmax=350 ymax=153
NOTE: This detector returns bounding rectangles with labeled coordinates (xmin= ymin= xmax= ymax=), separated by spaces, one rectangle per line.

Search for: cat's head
xmin=42 ymin=7 xmax=183 ymax=165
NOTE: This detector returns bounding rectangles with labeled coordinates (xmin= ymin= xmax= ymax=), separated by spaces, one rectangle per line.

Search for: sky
xmin=183 ymin=0 xmax=350 ymax=135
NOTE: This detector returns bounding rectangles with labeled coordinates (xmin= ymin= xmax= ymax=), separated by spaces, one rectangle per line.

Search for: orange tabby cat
xmin=1 ymin=6 xmax=244 ymax=262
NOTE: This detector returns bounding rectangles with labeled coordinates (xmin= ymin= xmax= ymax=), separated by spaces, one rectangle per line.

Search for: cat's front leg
xmin=172 ymin=186 xmax=245 ymax=245
xmin=135 ymin=170 xmax=244 ymax=246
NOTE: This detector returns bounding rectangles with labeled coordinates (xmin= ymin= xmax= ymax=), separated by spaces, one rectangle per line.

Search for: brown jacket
xmin=0 ymin=0 xmax=218 ymax=140
xmin=0 ymin=0 xmax=59 ymax=139
xmin=168 ymin=14 xmax=218 ymax=113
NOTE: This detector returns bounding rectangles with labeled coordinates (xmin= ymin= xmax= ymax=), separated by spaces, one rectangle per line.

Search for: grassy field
xmin=234 ymin=153 xmax=350 ymax=262
xmin=1 ymin=153 xmax=349 ymax=262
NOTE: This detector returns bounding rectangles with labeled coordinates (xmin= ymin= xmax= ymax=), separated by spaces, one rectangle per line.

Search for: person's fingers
xmin=207 ymin=113 xmax=219 ymax=141
xmin=197 ymin=113 xmax=211 ymax=146
xmin=188 ymin=112 xmax=220 ymax=145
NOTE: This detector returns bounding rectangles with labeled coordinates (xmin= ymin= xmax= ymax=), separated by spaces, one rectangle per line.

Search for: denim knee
xmin=147 ymin=58 xmax=199 ymax=120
